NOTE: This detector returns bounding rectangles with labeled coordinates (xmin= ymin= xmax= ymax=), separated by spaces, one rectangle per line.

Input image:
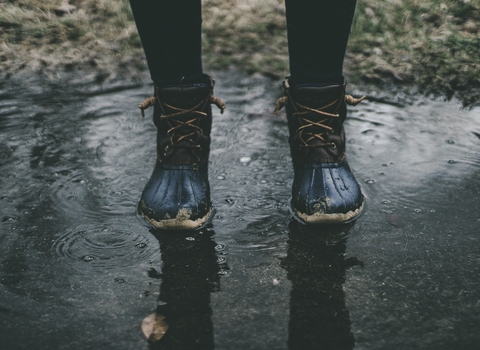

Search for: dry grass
xmin=348 ymin=0 xmax=480 ymax=106
xmin=0 ymin=0 xmax=143 ymax=82
xmin=202 ymin=0 xmax=288 ymax=77
xmin=0 ymin=0 xmax=479 ymax=105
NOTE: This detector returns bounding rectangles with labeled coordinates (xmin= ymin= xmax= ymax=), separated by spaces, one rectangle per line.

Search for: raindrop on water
xmin=136 ymin=243 xmax=147 ymax=248
xmin=445 ymin=139 xmax=455 ymax=144
xmin=239 ymin=156 xmax=251 ymax=163
xmin=217 ymin=175 xmax=225 ymax=180
xmin=365 ymin=179 xmax=375 ymax=184
xmin=185 ymin=237 xmax=195 ymax=241
xmin=382 ymin=200 xmax=390 ymax=204
xmin=114 ymin=278 xmax=125 ymax=283
xmin=414 ymin=209 xmax=422 ymax=213
xmin=447 ymin=160 xmax=456 ymax=164
xmin=83 ymin=255 xmax=95 ymax=262
xmin=218 ymin=270 xmax=230 ymax=276
xmin=2 ymin=216 xmax=17 ymax=223
xmin=215 ymin=244 xmax=226 ymax=251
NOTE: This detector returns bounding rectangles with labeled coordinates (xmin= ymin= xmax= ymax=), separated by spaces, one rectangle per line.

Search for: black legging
xmin=129 ymin=0 xmax=357 ymax=86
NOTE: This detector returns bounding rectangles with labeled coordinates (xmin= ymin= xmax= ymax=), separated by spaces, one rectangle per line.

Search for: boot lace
xmin=138 ymin=94 xmax=225 ymax=148
xmin=274 ymin=85 xmax=364 ymax=148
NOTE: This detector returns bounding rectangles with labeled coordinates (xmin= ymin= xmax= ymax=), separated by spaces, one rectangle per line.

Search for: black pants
xmin=129 ymin=0 xmax=357 ymax=86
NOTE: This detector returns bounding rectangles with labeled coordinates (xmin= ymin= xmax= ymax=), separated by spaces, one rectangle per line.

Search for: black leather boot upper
xmin=138 ymin=76 xmax=225 ymax=230
xmin=276 ymin=79 xmax=364 ymax=224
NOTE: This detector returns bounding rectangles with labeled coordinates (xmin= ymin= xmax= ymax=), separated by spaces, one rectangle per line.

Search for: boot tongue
xmin=156 ymin=84 xmax=212 ymax=163
xmin=287 ymin=82 xmax=347 ymax=162
xmin=158 ymin=84 xmax=211 ymax=110
xmin=157 ymin=84 xmax=211 ymax=142
xmin=292 ymin=84 xmax=344 ymax=140
xmin=291 ymin=84 xmax=343 ymax=110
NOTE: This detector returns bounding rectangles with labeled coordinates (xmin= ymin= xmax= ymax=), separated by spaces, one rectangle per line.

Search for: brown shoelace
xmin=274 ymin=86 xmax=364 ymax=148
xmin=138 ymin=94 xmax=225 ymax=147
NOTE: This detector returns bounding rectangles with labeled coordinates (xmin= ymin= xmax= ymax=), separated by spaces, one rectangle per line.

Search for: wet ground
xmin=1 ymin=72 xmax=480 ymax=350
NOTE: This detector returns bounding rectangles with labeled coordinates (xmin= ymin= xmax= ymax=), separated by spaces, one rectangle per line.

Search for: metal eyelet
xmin=163 ymin=143 xmax=174 ymax=158
xmin=329 ymin=143 xmax=337 ymax=150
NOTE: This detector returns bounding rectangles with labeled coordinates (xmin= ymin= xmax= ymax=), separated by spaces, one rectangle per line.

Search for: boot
xmin=274 ymin=79 xmax=364 ymax=224
xmin=138 ymin=75 xmax=225 ymax=230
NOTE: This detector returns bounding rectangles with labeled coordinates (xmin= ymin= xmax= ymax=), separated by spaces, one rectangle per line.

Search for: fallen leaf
xmin=386 ymin=214 xmax=402 ymax=227
xmin=141 ymin=313 xmax=169 ymax=342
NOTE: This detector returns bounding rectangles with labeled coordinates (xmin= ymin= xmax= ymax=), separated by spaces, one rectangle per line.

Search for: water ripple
xmin=52 ymin=224 xmax=159 ymax=271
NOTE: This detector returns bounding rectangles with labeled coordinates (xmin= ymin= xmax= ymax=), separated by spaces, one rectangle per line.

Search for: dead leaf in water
xmin=386 ymin=214 xmax=402 ymax=227
xmin=141 ymin=313 xmax=169 ymax=342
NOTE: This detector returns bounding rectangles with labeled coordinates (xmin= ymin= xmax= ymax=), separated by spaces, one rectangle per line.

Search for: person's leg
xmin=278 ymin=0 xmax=364 ymax=224
xmin=129 ymin=0 xmax=204 ymax=86
xmin=285 ymin=0 xmax=357 ymax=86
xmin=130 ymin=0 xmax=224 ymax=229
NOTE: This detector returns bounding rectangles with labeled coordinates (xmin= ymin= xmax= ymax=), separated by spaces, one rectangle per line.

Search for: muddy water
xmin=1 ymin=73 xmax=480 ymax=350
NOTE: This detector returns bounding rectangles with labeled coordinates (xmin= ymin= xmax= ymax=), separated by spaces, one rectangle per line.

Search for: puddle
xmin=0 ymin=72 xmax=479 ymax=349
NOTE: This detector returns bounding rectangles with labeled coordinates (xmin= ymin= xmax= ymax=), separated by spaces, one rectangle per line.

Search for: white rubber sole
xmin=291 ymin=198 xmax=365 ymax=225
xmin=139 ymin=201 xmax=215 ymax=231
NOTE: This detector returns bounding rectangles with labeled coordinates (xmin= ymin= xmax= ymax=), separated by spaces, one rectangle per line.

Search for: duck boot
xmin=138 ymin=76 xmax=225 ymax=230
xmin=274 ymin=79 xmax=365 ymax=224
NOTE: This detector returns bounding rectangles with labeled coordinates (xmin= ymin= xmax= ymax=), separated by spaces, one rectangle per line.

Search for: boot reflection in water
xmin=281 ymin=220 xmax=363 ymax=350
xmin=129 ymin=0 xmax=364 ymax=229
xmin=143 ymin=229 xmax=228 ymax=349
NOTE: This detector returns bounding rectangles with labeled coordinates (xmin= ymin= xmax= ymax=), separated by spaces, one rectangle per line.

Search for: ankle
xmin=288 ymin=75 xmax=345 ymax=89
xmin=153 ymin=73 xmax=212 ymax=89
